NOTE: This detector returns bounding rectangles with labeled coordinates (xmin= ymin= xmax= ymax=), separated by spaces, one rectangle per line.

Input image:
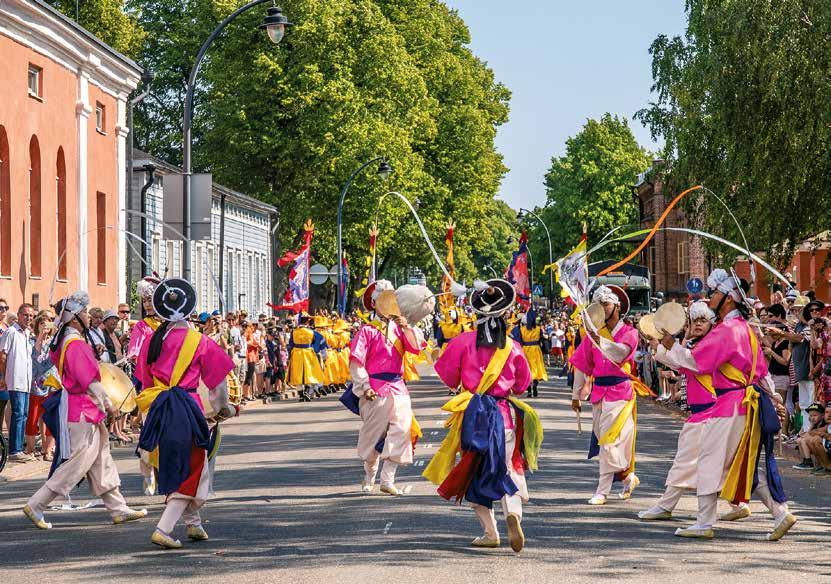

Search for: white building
xmin=128 ymin=150 xmax=276 ymax=317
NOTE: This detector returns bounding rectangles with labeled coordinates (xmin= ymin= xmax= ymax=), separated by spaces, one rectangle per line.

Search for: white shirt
xmin=0 ymin=323 xmax=33 ymax=393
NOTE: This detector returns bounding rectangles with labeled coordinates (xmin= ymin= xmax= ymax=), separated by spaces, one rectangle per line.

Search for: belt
xmin=594 ymin=376 xmax=628 ymax=387
xmin=715 ymin=386 xmax=745 ymax=397
xmin=689 ymin=401 xmax=716 ymax=414
xmin=370 ymin=372 xmax=403 ymax=382
xmin=521 ymin=341 xmax=540 ymax=347
xmin=292 ymin=343 xmax=312 ymax=349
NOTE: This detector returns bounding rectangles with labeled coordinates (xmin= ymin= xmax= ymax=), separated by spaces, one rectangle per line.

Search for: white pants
xmin=357 ymin=393 xmax=413 ymax=465
xmin=592 ymin=399 xmax=635 ymax=495
xmin=798 ymin=380 xmax=815 ymax=433
xmin=471 ymin=429 xmax=528 ymax=539
xmin=655 ymin=421 xmax=706 ymax=511
xmin=157 ymin=450 xmax=212 ymax=534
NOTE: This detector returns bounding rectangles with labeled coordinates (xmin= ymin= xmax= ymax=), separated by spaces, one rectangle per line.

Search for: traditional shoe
xmin=361 ymin=480 xmax=375 ymax=493
xmin=588 ymin=495 xmax=607 ymax=506
xmin=151 ymin=529 xmax=183 ymax=549
xmin=187 ymin=526 xmax=209 ymax=541
xmin=380 ymin=484 xmax=403 ymax=496
xmin=767 ymin=512 xmax=797 ymax=541
xmin=638 ymin=507 xmax=672 ymax=521
xmin=618 ymin=474 xmax=640 ymax=500
xmin=113 ymin=508 xmax=148 ymax=524
xmin=471 ymin=535 xmax=501 ymax=548
xmin=719 ymin=504 xmax=751 ymax=522
xmin=23 ymin=505 xmax=52 ymax=530
xmin=674 ymin=526 xmax=715 ymax=539
xmin=506 ymin=513 xmax=525 ymax=553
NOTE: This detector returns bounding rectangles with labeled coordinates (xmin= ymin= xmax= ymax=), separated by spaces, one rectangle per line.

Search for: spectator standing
xmin=811 ymin=316 xmax=831 ymax=405
xmin=0 ymin=303 xmax=35 ymax=461
xmin=116 ymin=303 xmax=131 ymax=344
xmin=779 ymin=300 xmax=824 ymax=433
xmin=87 ymin=307 xmax=107 ymax=361
xmin=26 ymin=315 xmax=58 ymax=460
xmin=0 ymin=297 xmax=9 ymax=434
xmin=100 ymin=310 xmax=123 ymax=364
xmin=764 ymin=304 xmax=792 ymax=434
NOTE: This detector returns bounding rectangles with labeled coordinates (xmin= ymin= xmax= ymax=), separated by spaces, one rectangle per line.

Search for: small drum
xmin=637 ymin=313 xmax=660 ymax=340
xmin=586 ymin=302 xmax=607 ymax=332
xmin=98 ymin=363 xmax=137 ymax=413
xmin=227 ymin=371 xmax=242 ymax=405
xmin=654 ymin=302 xmax=687 ymax=336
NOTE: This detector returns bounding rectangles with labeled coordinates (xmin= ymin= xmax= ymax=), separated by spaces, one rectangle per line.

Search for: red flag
xmin=268 ymin=219 xmax=314 ymax=313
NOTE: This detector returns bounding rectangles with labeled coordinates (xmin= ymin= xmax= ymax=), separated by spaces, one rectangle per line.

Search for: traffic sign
xmin=309 ymin=263 xmax=330 ymax=285
xmin=532 ymin=284 xmax=544 ymax=297
xmin=686 ymin=277 xmax=704 ymax=294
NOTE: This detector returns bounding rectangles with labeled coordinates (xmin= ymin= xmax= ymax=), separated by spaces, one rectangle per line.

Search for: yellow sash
xmin=720 ymin=323 xmax=762 ymax=504
xmin=135 ymin=329 xmax=202 ymax=414
xmin=58 ymin=337 xmax=82 ymax=378
xmin=423 ymin=343 xmax=513 ymax=485
xmin=143 ymin=317 xmax=161 ymax=331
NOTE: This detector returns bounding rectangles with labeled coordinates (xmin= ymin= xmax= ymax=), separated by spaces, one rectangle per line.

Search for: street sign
xmin=163 ymin=173 xmax=213 ymax=240
xmin=686 ymin=277 xmax=704 ymax=294
xmin=328 ymin=264 xmax=339 ymax=285
xmin=309 ymin=263 xmax=330 ymax=285
xmin=532 ymin=284 xmax=544 ymax=297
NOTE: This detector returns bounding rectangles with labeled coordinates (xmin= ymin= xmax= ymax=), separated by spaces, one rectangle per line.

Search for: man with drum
xmin=653 ymin=269 xmax=796 ymax=541
xmin=23 ymin=291 xmax=147 ymax=530
xmin=570 ymin=285 xmax=642 ymax=505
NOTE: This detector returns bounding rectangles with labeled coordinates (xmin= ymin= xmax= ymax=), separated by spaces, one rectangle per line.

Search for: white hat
xmin=103 ymin=309 xmax=119 ymax=322
xmin=593 ymin=285 xmax=620 ymax=306
xmin=55 ymin=290 xmax=90 ymax=325
xmin=706 ymin=269 xmax=741 ymax=301
xmin=689 ymin=300 xmax=716 ymax=323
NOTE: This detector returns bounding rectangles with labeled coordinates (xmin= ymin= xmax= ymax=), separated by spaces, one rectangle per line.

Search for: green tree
xmin=636 ymin=0 xmax=831 ymax=263
xmin=47 ymin=0 xmax=145 ymax=58
xmin=130 ymin=0 xmax=514 ymax=297
xmin=536 ymin=114 xmax=651 ymax=272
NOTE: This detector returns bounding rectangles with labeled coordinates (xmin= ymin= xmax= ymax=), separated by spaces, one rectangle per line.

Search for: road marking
xmin=403 ymin=485 xmax=413 ymax=494
xmin=383 ymin=522 xmax=393 ymax=534
xmin=430 ymin=431 xmax=439 ymax=436
xmin=415 ymin=459 xmax=425 ymax=467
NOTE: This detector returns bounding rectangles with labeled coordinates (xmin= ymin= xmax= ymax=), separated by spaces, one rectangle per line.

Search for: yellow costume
xmin=287 ymin=326 xmax=325 ymax=386
xmin=513 ymin=325 xmax=548 ymax=382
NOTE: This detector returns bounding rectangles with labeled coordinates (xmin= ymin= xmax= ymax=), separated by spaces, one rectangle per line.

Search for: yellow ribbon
xmin=720 ymin=323 xmax=762 ymax=504
xmin=58 ymin=337 xmax=82 ymax=378
xmin=422 ymin=343 xmax=513 ymax=485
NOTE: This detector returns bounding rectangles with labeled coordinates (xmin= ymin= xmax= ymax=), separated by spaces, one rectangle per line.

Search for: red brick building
xmin=0 ymin=0 xmax=142 ymax=310
xmin=635 ymin=160 xmax=708 ymax=299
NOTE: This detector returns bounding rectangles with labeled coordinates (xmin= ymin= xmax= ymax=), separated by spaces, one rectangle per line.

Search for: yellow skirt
xmin=287 ymin=349 xmax=325 ymax=386
xmin=335 ymin=348 xmax=351 ymax=384
xmin=523 ymin=346 xmax=548 ymax=381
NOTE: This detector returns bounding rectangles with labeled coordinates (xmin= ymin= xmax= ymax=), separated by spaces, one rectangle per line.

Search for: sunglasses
xmin=0 ymin=306 xmax=7 ymax=312
xmin=119 ymin=310 xmax=130 ymax=314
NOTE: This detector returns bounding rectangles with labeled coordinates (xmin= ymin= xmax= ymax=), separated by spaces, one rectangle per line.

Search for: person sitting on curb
xmin=793 ymin=403 xmax=830 ymax=473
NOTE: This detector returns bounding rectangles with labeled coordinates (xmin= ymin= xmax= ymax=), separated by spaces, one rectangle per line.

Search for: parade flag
xmin=440 ymin=220 xmax=456 ymax=312
xmin=268 ymin=219 xmax=314 ymax=313
xmin=505 ymin=231 xmax=531 ymax=309
xmin=355 ymin=224 xmax=379 ymax=308
xmin=550 ymin=230 xmax=590 ymax=308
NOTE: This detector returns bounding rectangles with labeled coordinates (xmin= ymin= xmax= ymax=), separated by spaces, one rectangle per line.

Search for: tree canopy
xmin=530 ymin=113 xmax=651 ymax=285
xmin=124 ymin=0 xmax=513 ymax=292
xmin=636 ymin=0 xmax=831 ymax=263
xmin=47 ymin=0 xmax=145 ymax=58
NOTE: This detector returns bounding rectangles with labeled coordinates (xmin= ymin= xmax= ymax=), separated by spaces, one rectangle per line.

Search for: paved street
xmin=2 ymin=372 xmax=830 ymax=584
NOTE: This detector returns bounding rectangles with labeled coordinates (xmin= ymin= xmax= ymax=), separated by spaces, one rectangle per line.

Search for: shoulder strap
xmin=58 ymin=337 xmax=83 ymax=377
xmin=475 ymin=343 xmax=513 ymax=395
xmin=152 ymin=329 xmax=202 ymax=389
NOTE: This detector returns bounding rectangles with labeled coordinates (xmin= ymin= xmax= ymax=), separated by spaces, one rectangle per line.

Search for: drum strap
xmin=58 ymin=337 xmax=82 ymax=378
xmin=135 ymin=329 xmax=202 ymax=415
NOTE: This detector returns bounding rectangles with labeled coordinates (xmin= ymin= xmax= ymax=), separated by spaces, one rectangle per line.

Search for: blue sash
xmin=594 ymin=376 xmax=628 ymax=387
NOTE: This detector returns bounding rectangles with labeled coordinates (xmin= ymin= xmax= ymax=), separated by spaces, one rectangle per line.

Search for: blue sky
xmin=443 ymin=0 xmax=688 ymax=209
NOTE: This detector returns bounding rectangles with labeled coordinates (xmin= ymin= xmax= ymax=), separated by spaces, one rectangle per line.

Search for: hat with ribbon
xmin=152 ymin=279 xmax=198 ymax=323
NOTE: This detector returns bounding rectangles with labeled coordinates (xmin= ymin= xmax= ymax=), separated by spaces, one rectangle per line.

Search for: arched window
xmin=56 ymin=147 xmax=67 ymax=280
xmin=0 ymin=126 xmax=10 ymax=276
xmin=28 ymin=135 xmax=42 ymax=277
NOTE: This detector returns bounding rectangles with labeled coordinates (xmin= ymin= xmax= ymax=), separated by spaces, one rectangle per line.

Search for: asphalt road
xmin=1 ymin=372 xmax=830 ymax=584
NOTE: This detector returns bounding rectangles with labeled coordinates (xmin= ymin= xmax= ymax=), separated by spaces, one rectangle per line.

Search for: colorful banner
xmin=268 ymin=219 xmax=314 ymax=313
xmin=505 ymin=231 xmax=531 ymax=309
xmin=355 ymin=224 xmax=379 ymax=308
xmin=440 ymin=220 xmax=456 ymax=312
xmin=550 ymin=232 xmax=590 ymax=307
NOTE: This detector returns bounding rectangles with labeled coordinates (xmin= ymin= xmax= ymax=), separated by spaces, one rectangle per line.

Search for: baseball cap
xmin=806 ymin=403 xmax=825 ymax=414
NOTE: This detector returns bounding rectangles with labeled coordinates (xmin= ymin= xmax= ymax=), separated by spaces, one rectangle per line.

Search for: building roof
xmin=27 ymin=0 xmax=143 ymax=74
xmin=133 ymin=150 xmax=278 ymax=215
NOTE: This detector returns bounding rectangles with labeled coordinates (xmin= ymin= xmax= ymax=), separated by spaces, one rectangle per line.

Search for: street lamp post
xmin=182 ymin=3 xmax=292 ymax=280
xmin=336 ymin=157 xmax=392 ymax=313
xmin=519 ymin=207 xmax=554 ymax=303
